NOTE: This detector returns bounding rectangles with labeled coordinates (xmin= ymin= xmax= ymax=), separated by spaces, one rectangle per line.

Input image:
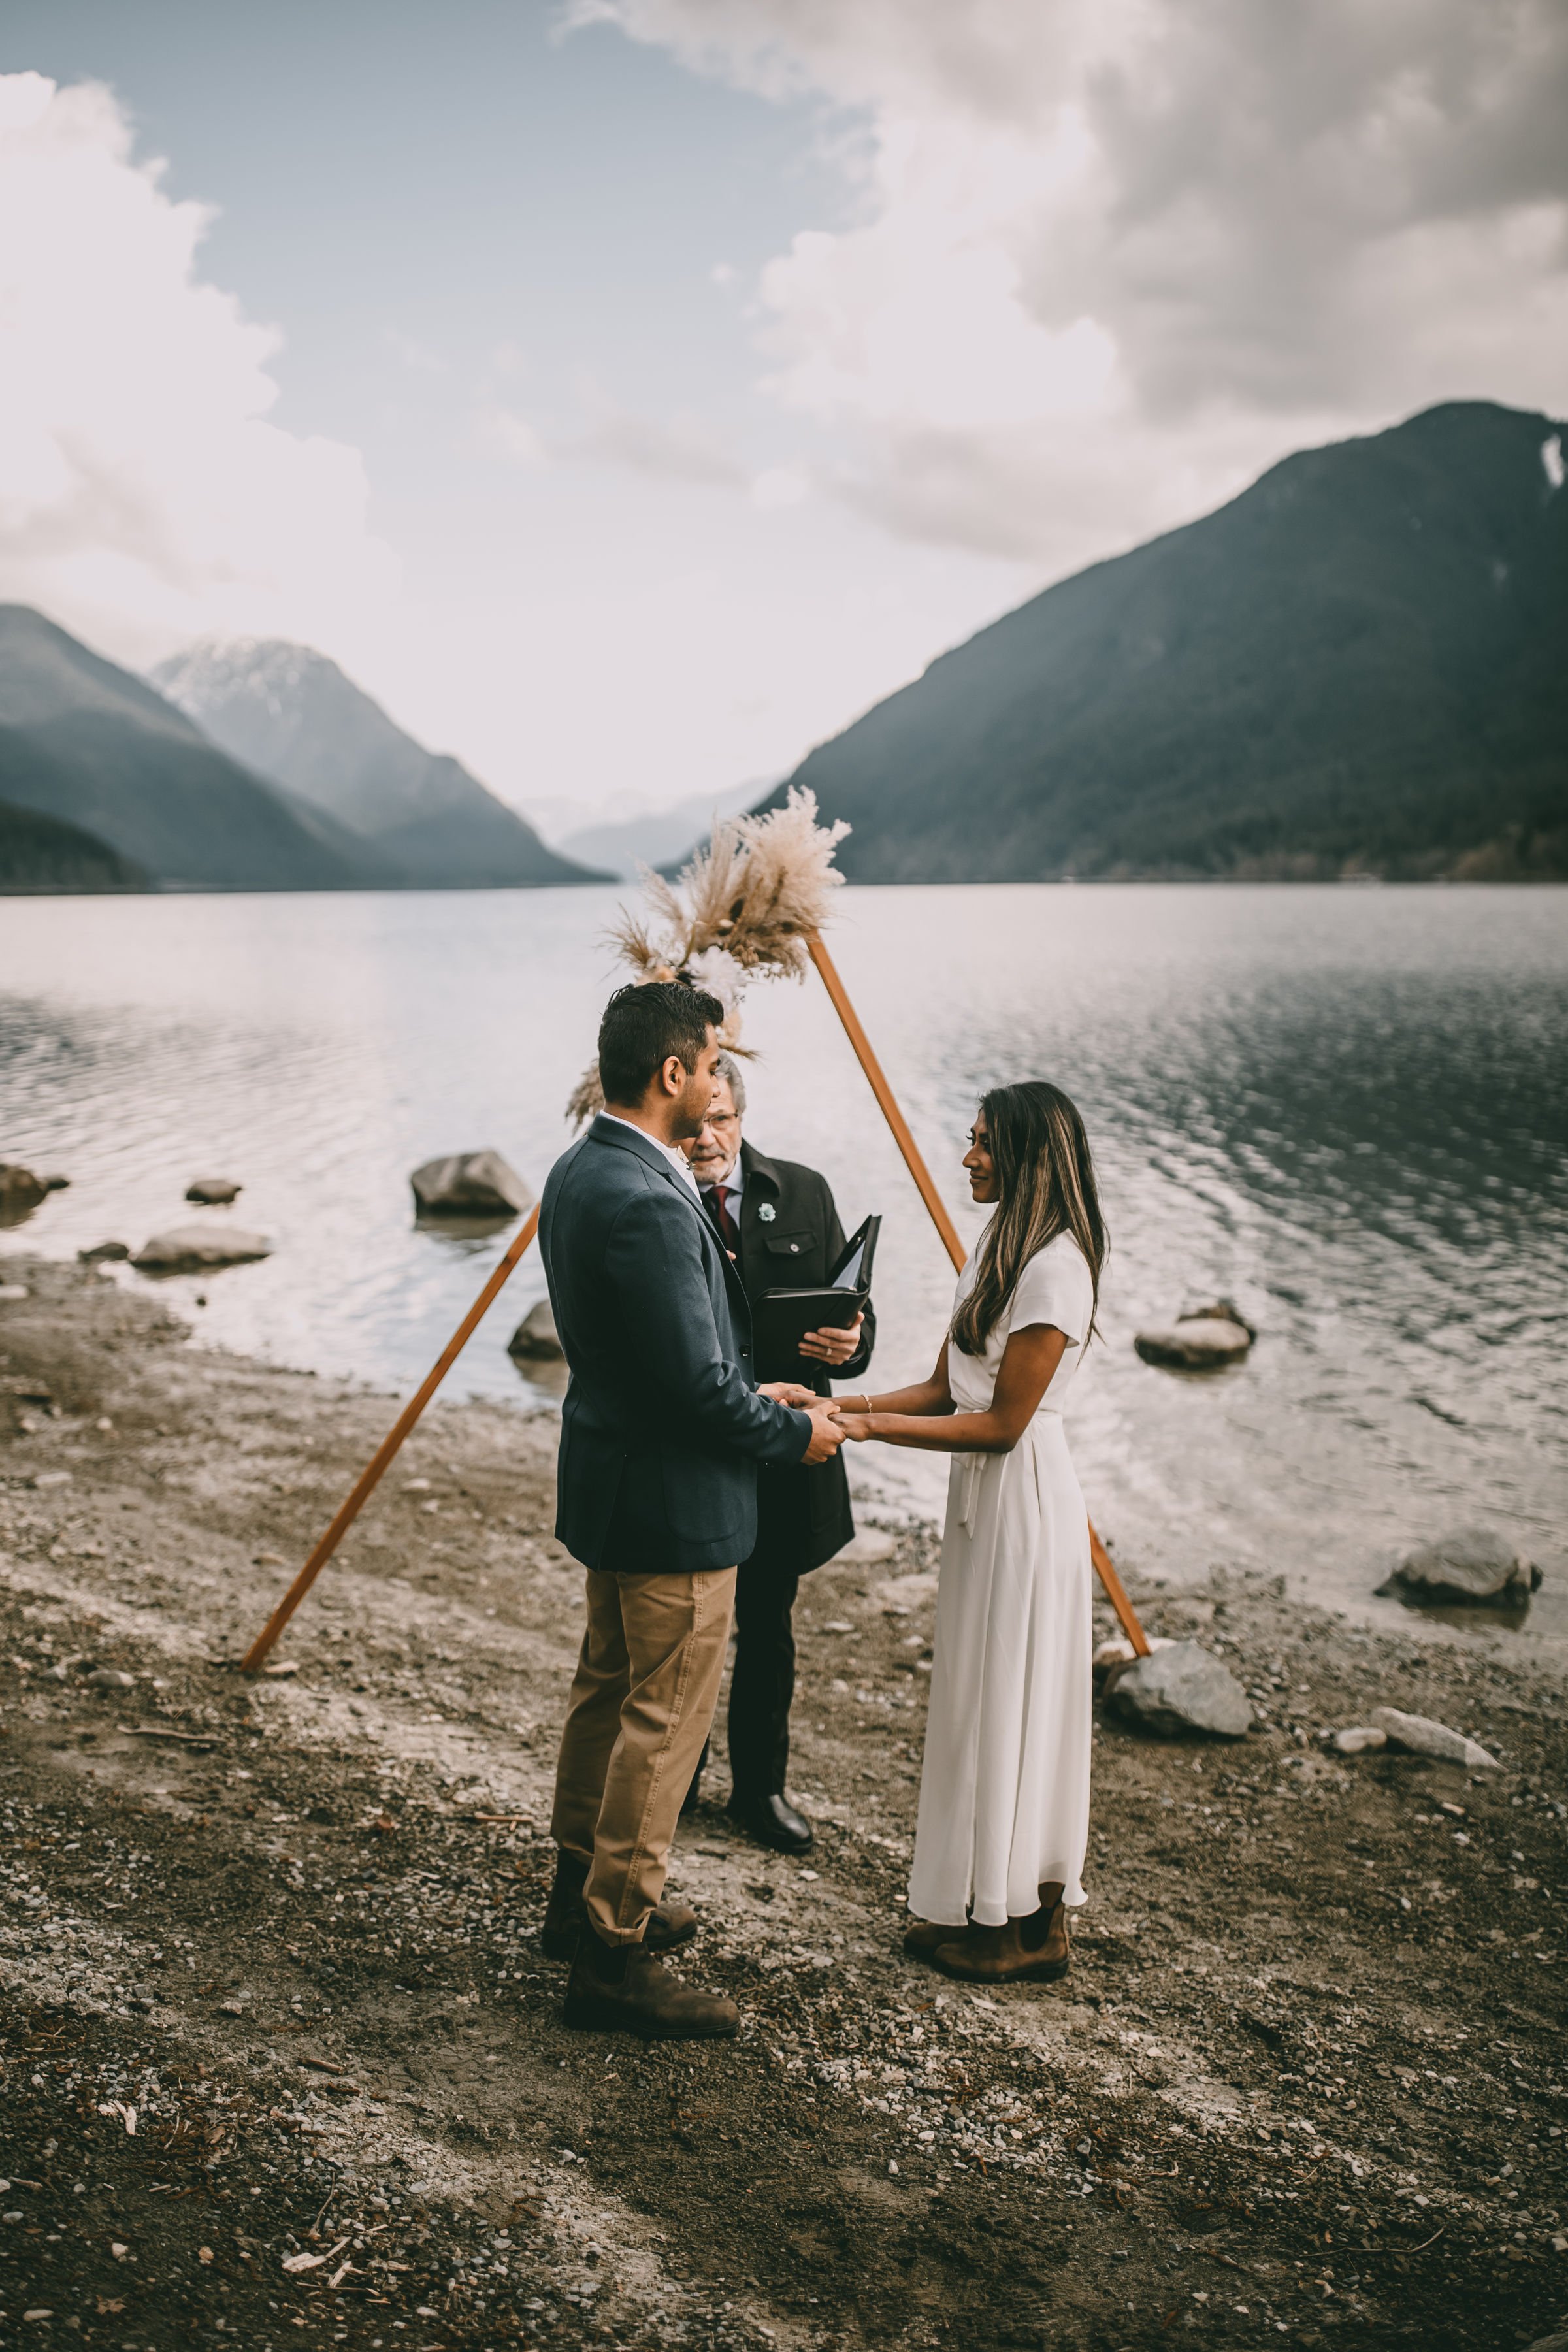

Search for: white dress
xmin=907 ymin=1230 xmax=1094 ymax=1928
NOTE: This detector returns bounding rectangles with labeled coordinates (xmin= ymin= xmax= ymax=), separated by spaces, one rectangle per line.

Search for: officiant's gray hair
xmin=714 ymin=1051 xmax=747 ymax=1114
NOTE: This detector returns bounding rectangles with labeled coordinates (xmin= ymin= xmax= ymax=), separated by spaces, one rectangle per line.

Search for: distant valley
xmin=0 ymin=610 xmax=605 ymax=895
xmin=152 ymin=640 xmax=605 ymax=891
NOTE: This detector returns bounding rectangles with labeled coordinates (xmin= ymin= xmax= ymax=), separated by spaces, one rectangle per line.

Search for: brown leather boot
xmin=932 ymin=1897 xmax=1070 ymax=1986
xmin=563 ymin=1923 xmax=739 ymax=2041
xmin=540 ymin=1850 xmax=698 ymax=1963
xmin=903 ymin=1916 xmax=975 ymax=1960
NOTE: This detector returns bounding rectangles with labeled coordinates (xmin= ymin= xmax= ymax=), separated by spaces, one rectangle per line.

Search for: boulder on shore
xmin=78 ymin=1241 xmax=131 ymax=1263
xmin=134 ymin=1225 xmax=272 ymax=1272
xmin=507 ymin=1298 xmax=563 ymax=1360
xmin=1386 ymin=1525 xmax=1540 ymax=1604
xmin=1104 ymin=1639 xmax=1252 ymax=1738
xmin=412 ymin=1150 xmax=533 ymax=1218
xmin=1368 ymin=1706 xmax=1499 ymax=1770
xmin=1094 ymin=1633 xmax=1176 ymax=1688
xmin=186 ymin=1177 xmax=242 ymax=1206
xmin=1135 ymin=1302 xmax=1254 ymax=1370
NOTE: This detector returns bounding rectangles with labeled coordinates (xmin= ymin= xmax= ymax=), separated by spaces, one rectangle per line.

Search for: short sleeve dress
xmin=907 ymin=1230 xmax=1096 ymax=1929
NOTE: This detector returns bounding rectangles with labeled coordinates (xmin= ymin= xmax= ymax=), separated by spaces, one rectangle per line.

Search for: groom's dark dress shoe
xmin=540 ymin=1849 xmax=698 ymax=1965
xmin=727 ymin=1790 xmax=813 ymax=1855
xmin=564 ymin=1921 xmax=739 ymax=2042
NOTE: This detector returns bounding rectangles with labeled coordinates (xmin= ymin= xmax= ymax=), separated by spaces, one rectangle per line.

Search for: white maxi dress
xmin=907 ymin=1231 xmax=1094 ymax=1929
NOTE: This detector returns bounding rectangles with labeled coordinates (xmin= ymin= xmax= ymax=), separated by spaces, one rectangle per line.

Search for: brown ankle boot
xmin=540 ymin=1850 xmax=698 ymax=1963
xmin=564 ymin=1923 xmax=738 ymax=2042
xmin=932 ymin=1901 xmax=1070 ymax=1985
xmin=903 ymin=1916 xmax=975 ymax=1961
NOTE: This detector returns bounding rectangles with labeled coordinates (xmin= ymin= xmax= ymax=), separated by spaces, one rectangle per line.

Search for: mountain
xmin=0 ymin=785 xmax=149 ymax=894
xmin=755 ymin=402 xmax=1568 ymax=882
xmin=152 ymin=640 xmax=608 ymax=889
xmin=558 ymin=778 xmax=768 ymax=881
xmin=0 ymin=607 xmax=380 ymax=891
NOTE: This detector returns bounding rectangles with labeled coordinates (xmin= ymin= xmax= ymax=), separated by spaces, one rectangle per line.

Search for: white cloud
xmin=0 ymin=72 xmax=393 ymax=666
xmin=568 ymin=0 xmax=1568 ymax=568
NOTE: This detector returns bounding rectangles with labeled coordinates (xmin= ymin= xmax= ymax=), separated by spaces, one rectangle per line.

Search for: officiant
xmin=683 ymin=1053 xmax=875 ymax=1855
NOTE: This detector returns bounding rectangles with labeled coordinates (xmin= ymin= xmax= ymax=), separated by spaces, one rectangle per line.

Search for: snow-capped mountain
xmin=151 ymin=639 xmax=606 ymax=890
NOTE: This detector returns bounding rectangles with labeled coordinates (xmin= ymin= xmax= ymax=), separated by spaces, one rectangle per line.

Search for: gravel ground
xmin=1 ymin=1255 xmax=1565 ymax=2352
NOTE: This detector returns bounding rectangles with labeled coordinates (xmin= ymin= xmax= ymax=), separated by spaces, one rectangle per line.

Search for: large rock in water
xmin=1369 ymin=1707 xmax=1499 ymax=1770
xmin=1105 ymin=1639 xmax=1252 ymax=1739
xmin=0 ymin=1164 xmax=48 ymax=1215
xmin=507 ymin=1298 xmax=563 ymax=1360
xmin=412 ymin=1150 xmax=533 ymax=1217
xmin=186 ymin=1176 xmax=242 ymax=1205
xmin=1388 ymin=1526 xmax=1540 ymax=1603
xmin=134 ymin=1225 xmax=272 ymax=1271
xmin=1135 ymin=1303 xmax=1254 ymax=1369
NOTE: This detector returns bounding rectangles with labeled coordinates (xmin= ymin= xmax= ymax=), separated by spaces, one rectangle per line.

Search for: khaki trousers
xmin=551 ymin=1566 xmax=736 ymax=1946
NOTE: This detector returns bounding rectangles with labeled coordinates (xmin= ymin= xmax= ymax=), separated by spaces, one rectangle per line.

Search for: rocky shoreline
xmin=1 ymin=1254 xmax=1565 ymax=2351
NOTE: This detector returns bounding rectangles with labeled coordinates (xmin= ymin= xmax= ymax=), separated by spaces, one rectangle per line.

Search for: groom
xmin=538 ymin=981 xmax=846 ymax=2039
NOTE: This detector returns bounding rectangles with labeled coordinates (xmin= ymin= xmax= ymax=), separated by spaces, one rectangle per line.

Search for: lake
xmin=2 ymin=883 xmax=1565 ymax=1650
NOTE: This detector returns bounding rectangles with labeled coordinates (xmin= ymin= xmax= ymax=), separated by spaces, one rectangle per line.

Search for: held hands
xmin=758 ymin=1380 xmax=819 ymax=1407
xmin=797 ymin=1312 xmax=865 ymax=1367
xmin=800 ymin=1403 xmax=849 ymax=1465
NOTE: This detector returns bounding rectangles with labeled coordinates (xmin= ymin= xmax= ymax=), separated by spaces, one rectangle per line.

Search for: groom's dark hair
xmin=598 ymin=980 xmax=724 ymax=1107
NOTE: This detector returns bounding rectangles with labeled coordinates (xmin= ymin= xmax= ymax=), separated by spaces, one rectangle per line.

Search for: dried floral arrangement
xmin=567 ymin=786 xmax=850 ymax=1125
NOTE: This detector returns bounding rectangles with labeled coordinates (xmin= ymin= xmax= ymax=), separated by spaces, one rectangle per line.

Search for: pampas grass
xmin=568 ymin=787 xmax=849 ymax=1124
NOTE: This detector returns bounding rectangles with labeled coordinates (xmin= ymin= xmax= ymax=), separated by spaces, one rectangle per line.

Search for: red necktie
xmin=708 ymin=1184 xmax=740 ymax=1252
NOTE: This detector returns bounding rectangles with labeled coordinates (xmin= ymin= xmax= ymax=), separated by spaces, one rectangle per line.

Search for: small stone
xmin=507 ymin=1298 xmax=563 ymax=1360
xmin=185 ymin=1177 xmax=242 ymax=1205
xmin=78 ymin=1241 xmax=131 ymax=1262
xmin=134 ymin=1224 xmax=270 ymax=1271
xmin=1104 ymin=1640 xmax=1252 ymax=1739
xmin=0 ymin=1283 xmax=29 ymax=1302
xmin=412 ymin=1150 xmax=534 ymax=1217
xmin=1388 ymin=1525 xmax=1540 ymax=1603
xmin=253 ymin=1551 xmax=286 ymax=1567
xmin=31 ymin=1470 xmax=73 ymax=1489
xmin=1331 ymin=1726 xmax=1388 ymax=1755
xmin=1369 ymin=1707 xmax=1499 ymax=1769
xmin=87 ymin=1668 xmax=135 ymax=1690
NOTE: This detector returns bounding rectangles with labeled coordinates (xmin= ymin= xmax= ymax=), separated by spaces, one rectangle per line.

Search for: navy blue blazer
xmin=540 ymin=1114 xmax=814 ymax=1574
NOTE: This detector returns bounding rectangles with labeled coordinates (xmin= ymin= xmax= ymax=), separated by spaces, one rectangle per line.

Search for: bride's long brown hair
xmin=951 ymin=1081 xmax=1106 ymax=1357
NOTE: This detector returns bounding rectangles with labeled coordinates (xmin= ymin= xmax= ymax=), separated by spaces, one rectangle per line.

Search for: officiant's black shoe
xmin=540 ymin=1848 xmax=698 ymax=1964
xmin=564 ymin=1922 xmax=738 ymax=2042
xmin=727 ymin=1791 xmax=813 ymax=1855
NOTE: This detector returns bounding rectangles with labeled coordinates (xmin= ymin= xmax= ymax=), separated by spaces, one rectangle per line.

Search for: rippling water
xmin=2 ymin=885 xmax=1565 ymax=1646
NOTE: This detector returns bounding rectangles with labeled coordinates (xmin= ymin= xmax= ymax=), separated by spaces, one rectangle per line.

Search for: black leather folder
xmin=754 ymin=1215 xmax=880 ymax=1375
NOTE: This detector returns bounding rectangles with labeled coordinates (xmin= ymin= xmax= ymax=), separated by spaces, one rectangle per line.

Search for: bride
xmin=833 ymin=1081 xmax=1105 ymax=1984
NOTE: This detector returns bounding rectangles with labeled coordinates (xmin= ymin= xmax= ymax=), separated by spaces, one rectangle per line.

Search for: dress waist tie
xmin=955 ymin=1405 xmax=1062 ymax=1530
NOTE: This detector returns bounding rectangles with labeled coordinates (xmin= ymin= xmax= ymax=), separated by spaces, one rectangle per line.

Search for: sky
xmin=2 ymin=0 xmax=1565 ymax=830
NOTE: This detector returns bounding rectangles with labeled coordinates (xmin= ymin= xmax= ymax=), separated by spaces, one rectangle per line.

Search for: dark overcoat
xmin=539 ymin=1115 xmax=812 ymax=1575
xmin=729 ymin=1139 xmax=876 ymax=1578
